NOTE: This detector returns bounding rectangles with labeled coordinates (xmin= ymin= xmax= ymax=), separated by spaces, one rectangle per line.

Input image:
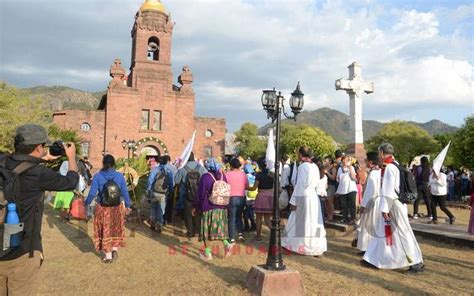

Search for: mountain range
xmin=259 ymin=107 xmax=458 ymax=144
xmin=17 ymin=85 xmax=459 ymax=144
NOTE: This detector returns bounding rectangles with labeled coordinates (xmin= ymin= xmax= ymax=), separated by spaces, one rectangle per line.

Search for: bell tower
xmin=129 ymin=0 xmax=174 ymax=88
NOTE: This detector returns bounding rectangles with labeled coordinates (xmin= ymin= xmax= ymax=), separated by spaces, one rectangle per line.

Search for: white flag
xmin=266 ymin=128 xmax=275 ymax=173
xmin=179 ymin=131 xmax=197 ymax=169
xmin=432 ymin=141 xmax=451 ymax=175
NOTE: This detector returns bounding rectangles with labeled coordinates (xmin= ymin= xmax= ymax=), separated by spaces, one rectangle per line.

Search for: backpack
xmin=0 ymin=158 xmax=36 ymax=257
xmin=208 ymin=173 xmax=231 ymax=206
xmin=392 ymin=162 xmax=418 ymax=204
xmin=100 ymin=176 xmax=121 ymax=207
xmin=153 ymin=168 xmax=169 ymax=195
xmin=184 ymin=167 xmax=200 ymax=202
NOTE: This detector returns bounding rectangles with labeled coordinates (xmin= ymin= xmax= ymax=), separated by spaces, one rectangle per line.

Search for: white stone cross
xmin=335 ymin=62 xmax=374 ymax=145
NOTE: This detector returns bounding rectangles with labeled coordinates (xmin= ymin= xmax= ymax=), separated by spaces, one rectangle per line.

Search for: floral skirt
xmin=254 ymin=189 xmax=274 ymax=214
xmin=201 ymin=209 xmax=228 ymax=241
xmin=93 ymin=204 xmax=126 ymax=253
xmin=53 ymin=191 xmax=74 ymax=209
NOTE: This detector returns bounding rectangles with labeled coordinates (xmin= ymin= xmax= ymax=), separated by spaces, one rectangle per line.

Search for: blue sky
xmin=1 ymin=0 xmax=473 ymax=131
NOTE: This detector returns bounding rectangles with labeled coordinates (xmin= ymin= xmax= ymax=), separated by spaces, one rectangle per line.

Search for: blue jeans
xmin=448 ymin=184 xmax=455 ymax=201
xmin=228 ymin=196 xmax=245 ymax=241
xmin=243 ymin=200 xmax=255 ymax=229
xmin=175 ymin=183 xmax=187 ymax=214
xmin=150 ymin=193 xmax=166 ymax=226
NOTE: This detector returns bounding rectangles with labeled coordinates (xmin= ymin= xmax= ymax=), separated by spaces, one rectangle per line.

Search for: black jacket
xmin=0 ymin=154 xmax=79 ymax=260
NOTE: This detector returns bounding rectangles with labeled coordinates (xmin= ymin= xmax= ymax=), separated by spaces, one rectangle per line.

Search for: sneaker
xmin=199 ymin=252 xmax=213 ymax=261
xmin=238 ymin=233 xmax=245 ymax=242
xmin=413 ymin=214 xmax=419 ymax=220
xmin=428 ymin=216 xmax=433 ymax=221
xmin=225 ymin=243 xmax=235 ymax=258
xmin=450 ymin=217 xmax=456 ymax=225
xmin=360 ymin=259 xmax=377 ymax=269
xmin=102 ymin=258 xmax=113 ymax=264
xmin=407 ymin=263 xmax=424 ymax=273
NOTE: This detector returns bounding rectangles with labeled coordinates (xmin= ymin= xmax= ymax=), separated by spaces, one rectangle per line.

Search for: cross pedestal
xmin=335 ymin=62 xmax=374 ymax=166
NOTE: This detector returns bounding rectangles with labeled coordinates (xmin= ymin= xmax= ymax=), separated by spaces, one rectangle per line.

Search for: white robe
xmin=282 ymin=162 xmax=327 ymax=256
xmin=363 ymin=163 xmax=423 ymax=269
xmin=357 ymin=168 xmax=382 ymax=251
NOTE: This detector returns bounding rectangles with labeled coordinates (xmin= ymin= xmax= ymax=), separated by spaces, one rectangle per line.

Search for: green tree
xmin=366 ymin=121 xmax=440 ymax=165
xmin=280 ymin=124 xmax=336 ymax=160
xmin=234 ymin=122 xmax=266 ymax=159
xmin=0 ymin=83 xmax=50 ymax=152
xmin=452 ymin=116 xmax=474 ymax=170
xmin=48 ymin=124 xmax=82 ymax=153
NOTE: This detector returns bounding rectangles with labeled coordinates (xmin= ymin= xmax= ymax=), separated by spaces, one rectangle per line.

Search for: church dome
xmin=140 ymin=0 xmax=166 ymax=13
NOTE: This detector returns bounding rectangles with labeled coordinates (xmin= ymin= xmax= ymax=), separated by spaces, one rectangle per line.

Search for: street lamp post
xmin=121 ymin=139 xmax=136 ymax=159
xmin=260 ymin=82 xmax=304 ymax=271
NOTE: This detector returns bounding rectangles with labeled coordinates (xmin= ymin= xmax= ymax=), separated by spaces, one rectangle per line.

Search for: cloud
xmin=1 ymin=0 xmax=472 ymax=132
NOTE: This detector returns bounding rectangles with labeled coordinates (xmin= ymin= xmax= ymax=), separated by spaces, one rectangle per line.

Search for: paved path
xmin=410 ymin=217 xmax=474 ymax=248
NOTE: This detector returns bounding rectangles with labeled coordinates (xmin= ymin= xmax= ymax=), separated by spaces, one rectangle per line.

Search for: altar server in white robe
xmin=282 ymin=147 xmax=327 ymax=256
xmin=356 ymin=152 xmax=382 ymax=252
xmin=363 ymin=143 xmax=424 ymax=272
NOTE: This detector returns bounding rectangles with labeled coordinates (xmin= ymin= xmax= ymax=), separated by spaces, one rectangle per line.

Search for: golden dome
xmin=140 ymin=0 xmax=166 ymax=13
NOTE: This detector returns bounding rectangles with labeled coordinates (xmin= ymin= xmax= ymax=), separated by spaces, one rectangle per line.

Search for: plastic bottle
xmin=6 ymin=203 xmax=21 ymax=247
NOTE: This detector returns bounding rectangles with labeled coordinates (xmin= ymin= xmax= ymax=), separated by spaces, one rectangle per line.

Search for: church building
xmin=53 ymin=0 xmax=226 ymax=168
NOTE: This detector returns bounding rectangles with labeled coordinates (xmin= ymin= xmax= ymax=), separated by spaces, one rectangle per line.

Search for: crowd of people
xmin=1 ymin=123 xmax=474 ymax=295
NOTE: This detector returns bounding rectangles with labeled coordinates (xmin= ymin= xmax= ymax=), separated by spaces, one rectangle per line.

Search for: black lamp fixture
xmin=262 ymin=82 xmax=304 ymax=122
xmin=122 ymin=139 xmax=136 ymax=159
xmin=259 ymin=82 xmax=304 ymax=271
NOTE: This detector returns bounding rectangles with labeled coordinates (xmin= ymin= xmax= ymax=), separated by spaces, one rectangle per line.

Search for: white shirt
xmin=429 ymin=172 xmax=447 ymax=196
xmin=447 ymin=171 xmax=455 ymax=184
xmin=361 ymin=169 xmax=381 ymax=208
xmin=316 ymin=175 xmax=328 ymax=197
xmin=379 ymin=163 xmax=400 ymax=213
xmin=336 ymin=166 xmax=357 ymax=194
xmin=280 ymin=162 xmax=291 ymax=189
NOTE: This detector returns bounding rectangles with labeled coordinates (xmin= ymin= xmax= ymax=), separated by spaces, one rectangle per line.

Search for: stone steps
xmin=323 ymin=213 xmax=356 ymax=232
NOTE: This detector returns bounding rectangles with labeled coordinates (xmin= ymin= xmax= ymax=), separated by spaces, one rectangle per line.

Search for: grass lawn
xmin=38 ymin=205 xmax=473 ymax=295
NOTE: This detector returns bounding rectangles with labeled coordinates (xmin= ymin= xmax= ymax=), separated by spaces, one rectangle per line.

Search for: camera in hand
xmin=49 ymin=141 xmax=70 ymax=157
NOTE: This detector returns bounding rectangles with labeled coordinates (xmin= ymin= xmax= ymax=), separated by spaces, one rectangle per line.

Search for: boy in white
xmin=363 ymin=143 xmax=424 ymax=273
xmin=282 ymin=147 xmax=327 ymax=256
xmin=356 ymin=152 xmax=382 ymax=252
xmin=429 ymin=170 xmax=455 ymax=224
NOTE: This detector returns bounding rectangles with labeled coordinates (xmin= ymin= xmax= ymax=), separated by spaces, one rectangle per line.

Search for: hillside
xmin=14 ymin=85 xmax=458 ymax=144
xmin=22 ymin=85 xmax=103 ymax=111
xmin=259 ymin=107 xmax=458 ymax=144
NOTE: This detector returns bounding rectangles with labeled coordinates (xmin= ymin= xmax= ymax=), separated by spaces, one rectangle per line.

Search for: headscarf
xmin=206 ymin=158 xmax=221 ymax=171
xmin=244 ymin=164 xmax=254 ymax=174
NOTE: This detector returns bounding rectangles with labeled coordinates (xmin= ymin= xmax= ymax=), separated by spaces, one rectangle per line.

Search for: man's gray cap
xmin=15 ymin=124 xmax=51 ymax=145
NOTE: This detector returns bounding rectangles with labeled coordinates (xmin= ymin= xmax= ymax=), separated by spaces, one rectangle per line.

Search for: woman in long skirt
xmin=85 ymin=155 xmax=131 ymax=263
xmin=194 ymin=158 xmax=231 ymax=261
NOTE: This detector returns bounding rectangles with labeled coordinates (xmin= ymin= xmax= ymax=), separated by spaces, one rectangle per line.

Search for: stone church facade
xmin=53 ymin=0 xmax=226 ymax=169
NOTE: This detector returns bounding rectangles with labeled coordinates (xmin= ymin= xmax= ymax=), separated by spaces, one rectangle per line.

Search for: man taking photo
xmin=0 ymin=124 xmax=79 ymax=295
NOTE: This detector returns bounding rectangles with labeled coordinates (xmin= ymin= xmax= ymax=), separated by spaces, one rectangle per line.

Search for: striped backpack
xmin=208 ymin=173 xmax=231 ymax=206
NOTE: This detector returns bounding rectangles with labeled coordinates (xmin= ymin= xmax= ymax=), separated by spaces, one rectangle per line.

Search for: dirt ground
xmin=38 ymin=205 xmax=473 ymax=296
